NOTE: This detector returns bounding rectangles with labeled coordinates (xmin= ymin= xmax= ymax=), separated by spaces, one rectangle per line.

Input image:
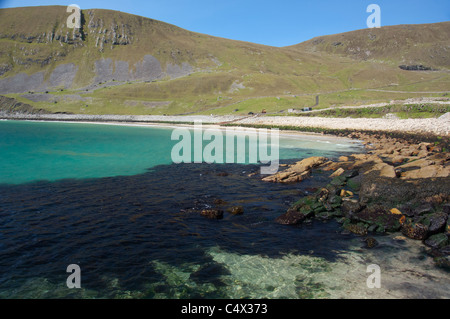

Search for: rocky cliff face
xmin=0 ymin=9 xmax=132 ymax=50
xmin=0 ymin=7 xmax=193 ymax=94
xmin=86 ymin=10 xmax=132 ymax=51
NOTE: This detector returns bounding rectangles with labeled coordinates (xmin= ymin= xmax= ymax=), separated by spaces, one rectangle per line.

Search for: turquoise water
xmin=0 ymin=121 xmax=174 ymax=184
xmin=0 ymin=120 xmax=361 ymax=185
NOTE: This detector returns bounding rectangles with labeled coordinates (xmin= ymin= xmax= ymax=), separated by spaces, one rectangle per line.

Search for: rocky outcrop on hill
xmin=0 ymin=64 xmax=78 ymax=94
xmin=399 ymin=65 xmax=437 ymax=71
xmin=86 ymin=10 xmax=132 ymax=51
xmin=0 ymin=9 xmax=131 ymax=50
xmin=0 ymin=19 xmax=84 ymax=48
xmin=0 ymin=95 xmax=50 ymax=114
xmin=0 ymin=7 xmax=194 ymax=94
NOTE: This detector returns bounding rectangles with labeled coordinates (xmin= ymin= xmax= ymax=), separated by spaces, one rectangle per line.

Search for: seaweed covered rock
xmin=275 ymin=196 xmax=316 ymax=225
xmin=329 ymin=175 xmax=347 ymax=187
xmin=352 ymin=205 xmax=403 ymax=232
xmin=341 ymin=199 xmax=364 ymax=218
xmin=344 ymin=224 xmax=368 ymax=236
xmin=275 ymin=208 xmax=308 ymax=225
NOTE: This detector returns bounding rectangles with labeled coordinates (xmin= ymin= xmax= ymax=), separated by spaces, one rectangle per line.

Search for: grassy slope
xmin=290 ymin=22 xmax=450 ymax=69
xmin=0 ymin=6 xmax=449 ymax=116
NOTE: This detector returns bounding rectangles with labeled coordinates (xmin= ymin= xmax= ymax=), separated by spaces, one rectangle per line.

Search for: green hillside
xmin=291 ymin=22 xmax=450 ymax=69
xmin=0 ymin=6 xmax=448 ymax=116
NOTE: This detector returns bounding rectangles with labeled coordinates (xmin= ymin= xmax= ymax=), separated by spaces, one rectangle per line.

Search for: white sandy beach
xmin=237 ymin=114 xmax=450 ymax=136
xmin=1 ymin=112 xmax=449 ymax=136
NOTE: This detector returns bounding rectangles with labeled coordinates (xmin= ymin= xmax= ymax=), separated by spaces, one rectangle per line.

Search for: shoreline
xmin=1 ymin=112 xmax=449 ymax=138
xmin=237 ymin=115 xmax=450 ymax=136
xmin=264 ymin=129 xmax=449 ymax=272
xmin=0 ymin=115 xmax=366 ymax=146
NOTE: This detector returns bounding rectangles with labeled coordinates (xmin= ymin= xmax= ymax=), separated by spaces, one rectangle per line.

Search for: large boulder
xmin=341 ymin=199 xmax=364 ymax=217
xmin=401 ymin=222 xmax=429 ymax=240
xmin=352 ymin=205 xmax=403 ymax=232
xmin=401 ymin=165 xmax=450 ymax=179
xmin=364 ymin=163 xmax=396 ymax=178
xmin=428 ymin=213 xmax=448 ymax=235
xmin=358 ymin=169 xmax=449 ymax=208
xmin=262 ymin=156 xmax=327 ymax=183
xmin=350 ymin=154 xmax=383 ymax=170
xmin=289 ymin=156 xmax=328 ymax=173
xmin=330 ymin=168 xmax=345 ymax=177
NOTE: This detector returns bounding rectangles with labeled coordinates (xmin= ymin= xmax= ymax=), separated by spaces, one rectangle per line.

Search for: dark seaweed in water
xmin=0 ymin=161 xmax=359 ymax=298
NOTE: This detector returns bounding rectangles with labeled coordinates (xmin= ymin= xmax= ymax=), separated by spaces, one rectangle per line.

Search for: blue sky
xmin=1 ymin=0 xmax=449 ymax=46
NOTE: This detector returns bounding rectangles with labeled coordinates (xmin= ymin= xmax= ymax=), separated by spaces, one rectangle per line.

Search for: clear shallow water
xmin=0 ymin=121 xmax=362 ymax=185
xmin=0 ymin=121 xmax=175 ymax=184
xmin=0 ymin=120 xmax=448 ymax=299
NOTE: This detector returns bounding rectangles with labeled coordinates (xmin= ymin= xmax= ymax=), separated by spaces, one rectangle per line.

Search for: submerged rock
xmin=345 ymin=224 xmax=368 ymax=236
xmin=364 ymin=237 xmax=379 ymax=248
xmin=213 ymin=199 xmax=227 ymax=205
xmin=425 ymin=233 xmax=449 ymax=249
xmin=201 ymin=209 xmax=224 ymax=220
xmin=434 ymin=256 xmax=450 ymax=270
xmin=227 ymin=206 xmax=244 ymax=215
xmin=216 ymin=172 xmax=229 ymax=177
